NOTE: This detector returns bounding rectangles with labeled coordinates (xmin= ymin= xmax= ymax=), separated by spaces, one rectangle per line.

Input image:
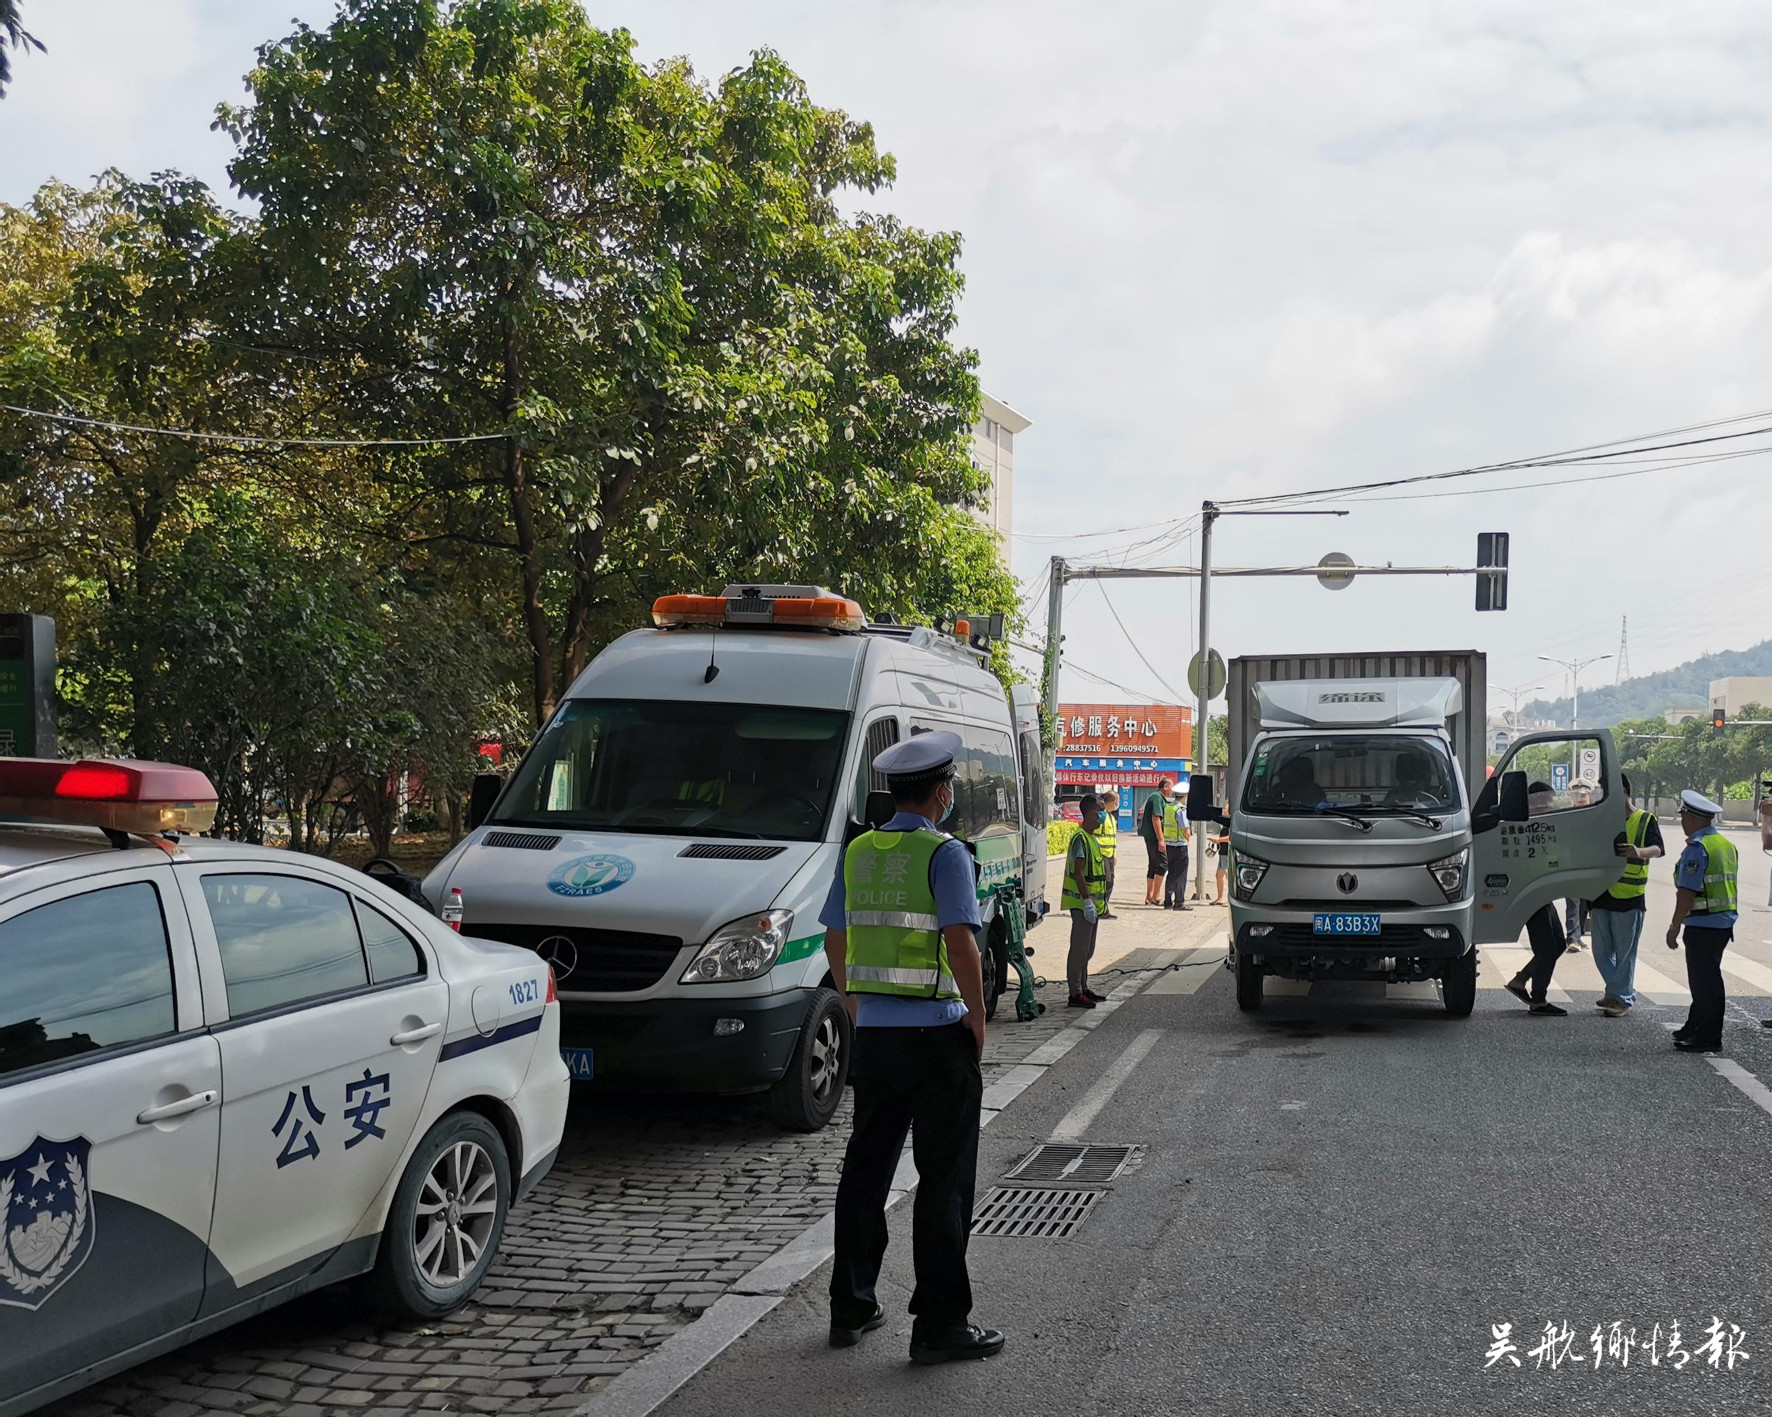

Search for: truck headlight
xmin=1232 ymin=853 xmax=1269 ymax=901
xmin=681 ymin=910 xmax=793 ymax=983
xmin=1428 ymin=849 xmax=1468 ymax=902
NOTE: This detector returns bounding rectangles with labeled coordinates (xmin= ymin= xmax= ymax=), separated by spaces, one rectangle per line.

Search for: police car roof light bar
xmin=653 ymin=585 xmax=866 ymax=634
xmin=0 ymin=757 xmax=219 ymax=836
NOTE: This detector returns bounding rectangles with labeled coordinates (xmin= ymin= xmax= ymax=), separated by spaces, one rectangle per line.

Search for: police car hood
xmin=424 ymin=827 xmax=826 ymax=949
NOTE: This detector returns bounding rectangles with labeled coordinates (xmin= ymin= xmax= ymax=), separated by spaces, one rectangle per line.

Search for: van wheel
xmin=1234 ymin=947 xmax=1264 ymax=1012
xmin=1441 ymin=948 xmax=1477 ymax=1017
xmin=367 ymin=1111 xmax=510 ymax=1320
xmin=983 ymin=927 xmax=1008 ymax=1021
xmin=765 ymin=987 xmax=851 ymax=1131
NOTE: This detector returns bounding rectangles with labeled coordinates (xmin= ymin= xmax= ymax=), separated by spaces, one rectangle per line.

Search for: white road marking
xmin=1629 ymin=958 xmax=1691 ymax=1005
xmin=1051 ymin=1028 xmax=1165 ymax=1142
xmin=1706 ymin=1057 xmax=1772 ymax=1121
xmin=1145 ymin=937 xmax=1227 ymax=995
xmin=1480 ymin=947 xmax=1574 ymax=1005
xmin=1723 ymin=952 xmax=1772 ymax=996
xmin=1384 ymin=981 xmax=1441 ymax=1002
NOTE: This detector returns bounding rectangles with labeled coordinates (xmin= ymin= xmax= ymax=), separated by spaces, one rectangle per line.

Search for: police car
xmin=0 ymin=758 xmax=569 ymax=1417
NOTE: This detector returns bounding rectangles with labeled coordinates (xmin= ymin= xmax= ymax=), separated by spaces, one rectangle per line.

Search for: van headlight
xmin=1233 ymin=853 xmax=1269 ymax=901
xmin=1428 ymin=849 xmax=1468 ymax=902
xmin=681 ymin=910 xmax=793 ymax=983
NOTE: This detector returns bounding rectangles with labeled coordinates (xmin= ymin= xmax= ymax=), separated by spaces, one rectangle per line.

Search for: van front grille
xmin=465 ymin=923 xmax=685 ymax=991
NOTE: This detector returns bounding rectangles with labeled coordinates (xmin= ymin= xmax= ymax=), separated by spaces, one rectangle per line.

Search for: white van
xmin=422 ymin=586 xmax=1049 ymax=1131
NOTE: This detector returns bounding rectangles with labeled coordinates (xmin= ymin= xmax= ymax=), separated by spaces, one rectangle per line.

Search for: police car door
xmin=0 ymin=861 xmax=220 ymax=1406
xmin=1470 ymin=730 xmax=1629 ymax=945
xmin=179 ymin=868 xmax=447 ymax=1307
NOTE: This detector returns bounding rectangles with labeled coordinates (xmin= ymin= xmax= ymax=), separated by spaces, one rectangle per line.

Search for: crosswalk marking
xmin=1723 ymin=952 xmax=1772 ymax=996
xmin=1480 ymin=947 xmax=1573 ymax=1005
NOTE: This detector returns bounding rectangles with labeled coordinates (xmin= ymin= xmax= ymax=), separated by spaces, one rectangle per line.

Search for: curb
xmin=573 ymin=959 xmax=1177 ymax=1417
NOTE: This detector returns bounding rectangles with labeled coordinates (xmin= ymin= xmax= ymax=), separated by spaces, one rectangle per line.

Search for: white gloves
xmin=1083 ymin=901 xmax=1098 ymax=924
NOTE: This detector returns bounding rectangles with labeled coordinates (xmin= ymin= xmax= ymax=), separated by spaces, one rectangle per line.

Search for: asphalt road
xmin=654 ymin=826 xmax=1772 ymax=1416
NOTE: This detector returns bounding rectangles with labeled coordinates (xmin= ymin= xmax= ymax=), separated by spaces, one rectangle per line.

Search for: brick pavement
xmin=47 ymin=904 xmax=1219 ymax=1417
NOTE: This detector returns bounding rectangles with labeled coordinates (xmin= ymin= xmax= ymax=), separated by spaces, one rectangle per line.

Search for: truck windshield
xmin=1241 ymin=735 xmax=1459 ymax=815
xmin=490 ymin=700 xmax=850 ymax=842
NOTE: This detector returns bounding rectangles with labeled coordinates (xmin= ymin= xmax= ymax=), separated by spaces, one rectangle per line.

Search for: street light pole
xmin=1042 ymin=555 xmax=1067 ymax=805
xmin=1537 ymin=653 xmax=1612 ymax=734
xmin=1194 ymin=502 xmax=1217 ymax=900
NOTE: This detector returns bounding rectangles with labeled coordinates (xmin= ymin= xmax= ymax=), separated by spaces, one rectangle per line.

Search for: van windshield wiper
xmin=1357 ymin=806 xmax=1445 ymax=830
xmin=1313 ymin=807 xmax=1374 ymax=833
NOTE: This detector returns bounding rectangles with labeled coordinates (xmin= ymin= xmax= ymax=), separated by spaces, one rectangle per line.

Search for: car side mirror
xmin=1498 ymin=771 xmax=1529 ymax=823
xmin=468 ymin=773 xmax=503 ymax=830
xmin=863 ymin=790 xmax=895 ymax=829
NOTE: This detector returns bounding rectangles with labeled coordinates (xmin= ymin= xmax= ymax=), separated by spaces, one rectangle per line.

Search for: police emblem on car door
xmin=0 ymin=1136 xmax=94 ymax=1310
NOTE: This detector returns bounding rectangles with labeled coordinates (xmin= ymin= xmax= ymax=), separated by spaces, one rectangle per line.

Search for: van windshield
xmin=490 ymin=700 xmax=850 ymax=842
xmin=1241 ymin=735 xmax=1460 ymax=816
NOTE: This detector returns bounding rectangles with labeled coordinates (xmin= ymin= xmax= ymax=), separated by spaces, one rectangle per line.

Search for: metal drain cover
xmin=972 ymin=1186 xmax=1100 ymax=1238
xmin=1004 ymin=1143 xmax=1138 ymax=1185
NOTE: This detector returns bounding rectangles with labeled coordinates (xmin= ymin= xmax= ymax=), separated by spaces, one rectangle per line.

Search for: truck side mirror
xmin=863 ymin=790 xmax=896 ymax=829
xmin=468 ymin=774 xmax=503 ymax=830
xmin=1498 ymin=771 xmax=1529 ymax=823
xmin=1186 ymin=775 xmax=1216 ymax=820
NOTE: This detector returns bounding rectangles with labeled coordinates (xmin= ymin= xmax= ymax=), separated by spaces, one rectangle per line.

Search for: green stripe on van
xmin=778 ymin=932 xmax=826 ymax=965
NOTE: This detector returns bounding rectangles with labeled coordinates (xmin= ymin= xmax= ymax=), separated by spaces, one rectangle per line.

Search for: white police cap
xmin=1680 ymin=788 xmax=1722 ymax=817
xmin=873 ymin=730 xmax=960 ymax=779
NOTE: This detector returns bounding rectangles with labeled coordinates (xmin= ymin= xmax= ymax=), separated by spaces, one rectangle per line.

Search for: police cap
xmin=873 ymin=730 xmax=960 ymax=791
xmin=1679 ymin=788 xmax=1722 ymax=819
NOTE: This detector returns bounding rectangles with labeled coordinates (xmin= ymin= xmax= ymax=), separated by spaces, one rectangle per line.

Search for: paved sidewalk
xmin=49 ymin=907 xmax=1219 ymax=1417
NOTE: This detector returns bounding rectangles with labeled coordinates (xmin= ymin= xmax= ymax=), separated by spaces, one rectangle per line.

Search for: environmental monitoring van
xmin=422 ymin=586 xmax=1049 ymax=1131
xmin=1223 ymin=651 xmax=1629 ymax=1014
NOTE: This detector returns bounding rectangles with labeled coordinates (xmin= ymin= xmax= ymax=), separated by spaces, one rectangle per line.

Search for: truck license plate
xmin=1313 ymin=912 xmax=1381 ymax=936
xmin=561 ymin=1047 xmax=595 ymax=1081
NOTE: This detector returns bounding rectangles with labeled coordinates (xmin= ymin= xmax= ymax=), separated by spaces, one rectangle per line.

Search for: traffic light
xmin=1476 ymin=533 xmax=1509 ymax=611
xmin=1713 ymin=707 xmax=1726 ymax=737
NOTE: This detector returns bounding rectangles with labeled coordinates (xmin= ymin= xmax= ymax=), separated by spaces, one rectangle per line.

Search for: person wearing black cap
xmin=820 ymin=730 xmax=1004 ymax=1366
xmin=1666 ymin=788 xmax=1739 ymax=1054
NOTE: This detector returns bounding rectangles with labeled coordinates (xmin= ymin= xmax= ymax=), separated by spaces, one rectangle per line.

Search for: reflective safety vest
xmin=1162 ymin=800 xmax=1189 ymax=844
xmin=1605 ymin=809 xmax=1652 ymax=900
xmin=1090 ymin=816 xmax=1118 ymax=859
xmin=842 ymin=829 xmax=960 ymax=999
xmin=1061 ymin=827 xmax=1106 ymax=911
xmin=1689 ymin=831 xmax=1740 ymax=917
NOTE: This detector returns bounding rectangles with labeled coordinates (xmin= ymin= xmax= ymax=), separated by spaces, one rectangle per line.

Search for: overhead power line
xmin=2 ymin=403 xmax=508 ymax=448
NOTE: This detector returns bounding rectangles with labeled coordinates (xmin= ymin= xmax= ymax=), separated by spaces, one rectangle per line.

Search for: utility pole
xmin=1194 ymin=503 xmax=1218 ymax=900
xmin=1042 ymin=555 xmax=1067 ymax=799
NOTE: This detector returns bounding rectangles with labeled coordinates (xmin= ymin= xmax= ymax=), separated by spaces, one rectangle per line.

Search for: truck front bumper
xmin=557 ymin=989 xmax=814 ymax=1093
xmin=1231 ymin=902 xmax=1470 ymax=979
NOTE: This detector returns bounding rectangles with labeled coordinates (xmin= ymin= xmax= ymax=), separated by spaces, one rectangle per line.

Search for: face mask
xmin=936 ymin=783 xmax=955 ymax=823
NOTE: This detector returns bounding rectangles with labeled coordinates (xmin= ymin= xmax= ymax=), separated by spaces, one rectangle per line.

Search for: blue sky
xmin=7 ymin=1 xmax=1772 ymax=714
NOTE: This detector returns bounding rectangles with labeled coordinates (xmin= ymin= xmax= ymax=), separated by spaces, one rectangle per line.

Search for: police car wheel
xmin=370 ymin=1112 xmax=511 ymax=1319
xmin=764 ymin=987 xmax=852 ymax=1132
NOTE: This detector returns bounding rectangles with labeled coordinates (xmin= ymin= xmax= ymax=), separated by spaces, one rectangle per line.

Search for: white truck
xmin=1224 ymin=651 xmax=1629 ymax=1014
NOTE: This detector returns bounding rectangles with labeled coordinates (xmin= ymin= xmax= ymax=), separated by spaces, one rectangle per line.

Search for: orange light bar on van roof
xmin=653 ymin=592 xmax=866 ymax=633
xmin=0 ymin=758 xmax=219 ymax=835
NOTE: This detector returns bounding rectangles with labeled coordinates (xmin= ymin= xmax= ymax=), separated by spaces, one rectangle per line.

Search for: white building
xmin=1709 ymin=678 xmax=1772 ymax=716
xmin=971 ymin=393 xmax=1029 ymax=540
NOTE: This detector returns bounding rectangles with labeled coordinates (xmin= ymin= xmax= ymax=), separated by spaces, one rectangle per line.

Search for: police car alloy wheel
xmin=370 ymin=1112 xmax=512 ymax=1318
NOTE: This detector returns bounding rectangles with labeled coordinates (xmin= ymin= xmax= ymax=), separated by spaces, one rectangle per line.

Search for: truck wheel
xmin=1441 ymin=948 xmax=1477 ymax=1018
xmin=366 ymin=1111 xmax=511 ymax=1320
xmin=765 ymin=987 xmax=852 ymax=1131
xmin=1234 ymin=947 xmax=1264 ymax=1012
xmin=983 ymin=926 xmax=1008 ymax=1022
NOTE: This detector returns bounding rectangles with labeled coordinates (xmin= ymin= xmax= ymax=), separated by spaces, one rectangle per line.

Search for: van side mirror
xmin=863 ymin=791 xmax=895 ymax=829
xmin=468 ymin=774 xmax=503 ymax=830
xmin=1498 ymin=771 xmax=1529 ymax=823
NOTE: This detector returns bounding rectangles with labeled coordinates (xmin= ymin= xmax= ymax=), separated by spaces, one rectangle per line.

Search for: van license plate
xmin=561 ymin=1047 xmax=595 ymax=1081
xmin=1313 ymin=913 xmax=1381 ymax=936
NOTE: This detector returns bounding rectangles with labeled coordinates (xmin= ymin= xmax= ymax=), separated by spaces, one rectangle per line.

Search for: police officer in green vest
xmin=1091 ymin=790 xmax=1120 ymax=918
xmin=1588 ymin=774 xmax=1664 ymax=1017
xmin=820 ymin=731 xmax=1004 ymax=1365
xmin=1666 ymin=788 xmax=1740 ymax=1054
xmin=1065 ymin=794 xmax=1109 ymax=1008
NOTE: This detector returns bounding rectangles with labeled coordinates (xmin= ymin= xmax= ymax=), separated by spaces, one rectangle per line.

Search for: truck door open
xmin=1470 ymin=730 xmax=1628 ymax=945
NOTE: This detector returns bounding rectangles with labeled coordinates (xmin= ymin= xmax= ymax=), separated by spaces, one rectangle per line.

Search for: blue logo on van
xmin=547 ymin=855 xmax=636 ymax=898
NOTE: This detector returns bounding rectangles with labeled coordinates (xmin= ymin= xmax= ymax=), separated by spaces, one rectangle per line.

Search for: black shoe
xmin=1160 ymin=901 xmax=1172 ymax=910
xmin=1674 ymin=1038 xmax=1722 ymax=1054
xmin=1083 ymin=989 xmax=1109 ymax=1003
xmin=830 ymin=1305 xmax=886 ymax=1348
xmin=1504 ymin=978 xmax=1532 ymax=1004
xmin=1067 ymin=994 xmax=1096 ymax=1009
xmin=1528 ymin=1001 xmax=1567 ymax=1016
xmin=909 ymin=1324 xmax=1006 ymax=1366
xmin=1761 ymin=1018 xmax=1772 ymax=1029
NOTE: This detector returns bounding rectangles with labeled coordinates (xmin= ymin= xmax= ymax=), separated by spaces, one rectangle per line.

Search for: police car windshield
xmin=1241 ymin=735 xmax=1460 ymax=816
xmin=491 ymin=699 xmax=850 ymax=842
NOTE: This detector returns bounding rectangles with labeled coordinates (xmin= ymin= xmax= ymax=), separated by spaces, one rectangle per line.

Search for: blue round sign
xmin=547 ymin=854 xmax=636 ymax=898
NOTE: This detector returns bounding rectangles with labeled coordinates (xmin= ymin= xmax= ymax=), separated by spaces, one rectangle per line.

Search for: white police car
xmin=0 ymin=759 xmax=569 ymax=1417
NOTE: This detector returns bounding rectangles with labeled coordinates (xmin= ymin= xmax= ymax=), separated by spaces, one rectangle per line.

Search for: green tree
xmin=219 ymin=0 xmax=1009 ymax=725
xmin=0 ymin=0 xmax=42 ymax=97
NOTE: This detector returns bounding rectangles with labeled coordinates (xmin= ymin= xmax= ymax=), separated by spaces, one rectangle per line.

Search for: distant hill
xmin=1521 ymin=640 xmax=1772 ymax=728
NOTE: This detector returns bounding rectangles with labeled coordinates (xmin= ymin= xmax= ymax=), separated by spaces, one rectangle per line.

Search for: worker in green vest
xmin=1160 ymin=788 xmax=1192 ymax=910
xmin=1666 ymin=788 xmax=1739 ymax=1053
xmin=1588 ymin=774 xmax=1663 ymax=1017
xmin=1091 ymin=789 xmax=1120 ymax=918
xmin=1065 ymin=793 xmax=1109 ymax=1008
xmin=820 ymin=730 xmax=1003 ymax=1366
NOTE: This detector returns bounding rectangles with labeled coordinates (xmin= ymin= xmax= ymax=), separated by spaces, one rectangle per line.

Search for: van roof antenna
xmin=704 ymin=624 xmax=720 ymax=683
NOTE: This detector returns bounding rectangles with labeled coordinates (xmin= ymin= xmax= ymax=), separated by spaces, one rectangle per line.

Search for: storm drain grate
xmin=971 ymin=1187 xmax=1100 ymax=1239
xmin=1004 ymin=1143 xmax=1138 ymax=1186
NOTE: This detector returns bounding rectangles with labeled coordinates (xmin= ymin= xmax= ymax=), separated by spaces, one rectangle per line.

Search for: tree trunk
xmin=499 ymin=308 xmax=554 ymax=726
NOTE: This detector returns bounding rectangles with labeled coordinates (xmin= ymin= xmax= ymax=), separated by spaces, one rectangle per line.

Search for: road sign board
xmin=1551 ymin=763 xmax=1569 ymax=793
xmin=1188 ymin=649 xmax=1226 ymax=700
xmin=1316 ymin=552 xmax=1355 ymax=590
xmin=1576 ymin=747 xmax=1600 ymax=785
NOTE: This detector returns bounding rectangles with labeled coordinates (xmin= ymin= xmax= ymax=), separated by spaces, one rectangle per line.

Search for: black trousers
xmin=1521 ymin=903 xmax=1565 ymax=1001
xmin=1163 ymin=845 xmax=1190 ymax=906
xmin=830 ymin=1023 xmax=982 ymax=1332
xmin=1680 ymin=925 xmax=1732 ymax=1044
